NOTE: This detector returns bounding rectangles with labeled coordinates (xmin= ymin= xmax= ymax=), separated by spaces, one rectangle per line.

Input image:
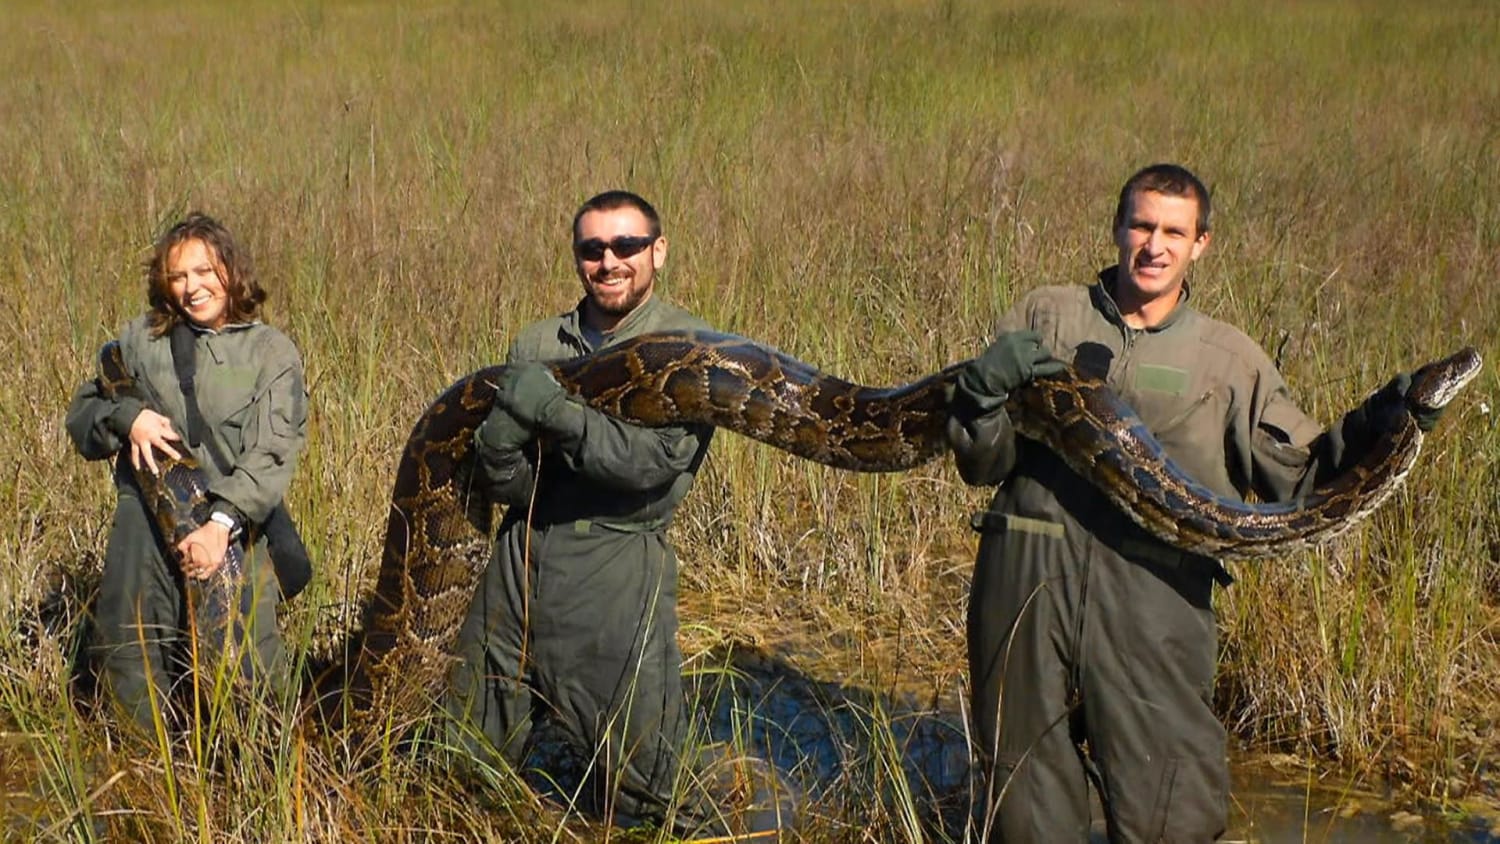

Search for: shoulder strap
xmin=168 ymin=321 xmax=232 ymax=475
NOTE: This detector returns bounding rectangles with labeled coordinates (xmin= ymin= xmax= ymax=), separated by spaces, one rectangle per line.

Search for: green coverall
xmin=949 ymin=271 xmax=1399 ymax=842
xmin=66 ymin=315 xmax=307 ymax=730
xmin=446 ymin=295 xmax=720 ymax=832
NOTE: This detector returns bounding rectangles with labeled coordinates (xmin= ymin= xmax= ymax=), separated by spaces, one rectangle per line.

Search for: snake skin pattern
xmin=96 ymin=331 xmax=1482 ymax=738
xmin=1006 ymin=345 xmax=1483 ymax=558
xmin=329 ymin=331 xmax=1480 ymax=736
xmin=96 ymin=342 xmax=249 ymax=654
xmin=324 ymin=332 xmax=970 ymax=730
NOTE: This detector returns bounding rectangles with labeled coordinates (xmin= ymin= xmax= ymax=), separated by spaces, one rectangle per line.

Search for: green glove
xmin=495 ymin=362 xmax=569 ymax=430
xmin=475 ymin=405 xmax=531 ymax=453
xmin=1390 ymin=372 xmax=1444 ymax=433
xmin=958 ymin=330 xmax=1067 ymax=410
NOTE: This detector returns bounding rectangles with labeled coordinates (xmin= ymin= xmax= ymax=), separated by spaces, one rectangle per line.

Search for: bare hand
xmin=127 ymin=409 xmax=182 ymax=476
xmin=176 ymin=521 xmax=231 ymax=580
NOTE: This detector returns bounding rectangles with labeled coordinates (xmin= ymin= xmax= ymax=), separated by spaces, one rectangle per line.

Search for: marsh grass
xmin=3 ymin=0 xmax=1498 ymax=839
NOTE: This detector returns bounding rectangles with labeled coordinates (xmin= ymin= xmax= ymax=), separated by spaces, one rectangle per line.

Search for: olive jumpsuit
xmin=66 ymin=315 xmax=306 ymax=729
xmin=446 ymin=295 xmax=720 ymax=830
xmin=950 ymin=270 xmax=1401 ymax=841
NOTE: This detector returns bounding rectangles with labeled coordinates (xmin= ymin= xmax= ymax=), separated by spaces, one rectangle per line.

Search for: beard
xmin=587 ymin=273 xmax=653 ymax=317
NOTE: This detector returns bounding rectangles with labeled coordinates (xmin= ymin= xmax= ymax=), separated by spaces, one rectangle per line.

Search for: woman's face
xmin=167 ymin=237 xmax=230 ymax=331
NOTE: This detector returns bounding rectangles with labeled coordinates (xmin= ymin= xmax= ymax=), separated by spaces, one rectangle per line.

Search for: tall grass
xmin=2 ymin=0 xmax=1497 ymax=838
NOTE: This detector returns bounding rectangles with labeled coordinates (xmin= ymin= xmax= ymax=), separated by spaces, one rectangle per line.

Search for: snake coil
xmin=98 ymin=331 xmax=1483 ymax=738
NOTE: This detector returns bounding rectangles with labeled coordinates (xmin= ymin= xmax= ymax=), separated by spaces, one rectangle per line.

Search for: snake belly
xmin=96 ymin=342 xmax=249 ymax=652
xmin=333 ymin=331 xmax=1480 ymax=734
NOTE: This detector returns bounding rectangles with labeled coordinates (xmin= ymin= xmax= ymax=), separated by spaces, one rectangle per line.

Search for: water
xmin=1227 ymin=765 xmax=1500 ymax=844
xmin=679 ymin=645 xmax=1500 ymax=842
xmin=6 ymin=642 xmax=1497 ymax=841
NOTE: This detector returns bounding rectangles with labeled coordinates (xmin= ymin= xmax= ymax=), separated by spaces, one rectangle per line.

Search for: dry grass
xmin=2 ymin=0 xmax=1498 ymax=839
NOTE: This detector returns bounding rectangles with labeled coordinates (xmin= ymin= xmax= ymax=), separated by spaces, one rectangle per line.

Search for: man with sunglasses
xmin=446 ymin=191 xmax=738 ymax=834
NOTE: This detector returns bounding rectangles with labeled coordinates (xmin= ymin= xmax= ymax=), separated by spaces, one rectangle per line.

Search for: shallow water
xmin=677 ymin=645 xmax=1500 ymax=842
xmin=1226 ymin=766 xmax=1500 ymax=844
xmin=6 ymin=644 xmax=1496 ymax=841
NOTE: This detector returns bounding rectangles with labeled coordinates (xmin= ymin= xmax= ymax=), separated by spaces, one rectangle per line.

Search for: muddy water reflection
xmin=1228 ymin=765 xmax=1500 ymax=844
xmin=679 ymin=645 xmax=1500 ymax=842
xmin=688 ymin=645 xmax=972 ymax=831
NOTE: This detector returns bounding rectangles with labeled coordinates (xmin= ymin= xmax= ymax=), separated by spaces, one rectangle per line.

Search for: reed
xmin=3 ymin=0 xmax=1497 ymax=838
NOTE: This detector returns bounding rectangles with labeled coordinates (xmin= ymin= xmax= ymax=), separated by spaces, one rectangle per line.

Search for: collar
xmin=561 ymin=294 xmax=665 ymax=350
xmin=1093 ymin=265 xmax=1192 ymax=333
xmin=184 ymin=319 xmax=260 ymax=337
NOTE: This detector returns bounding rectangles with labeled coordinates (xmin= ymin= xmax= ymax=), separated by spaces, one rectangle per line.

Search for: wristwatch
xmin=209 ymin=510 xmax=243 ymax=540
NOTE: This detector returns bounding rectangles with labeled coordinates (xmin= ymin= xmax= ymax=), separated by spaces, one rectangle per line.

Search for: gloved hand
xmin=958 ymin=330 xmax=1067 ymax=410
xmin=495 ymin=362 xmax=569 ymax=430
xmin=475 ymin=405 xmax=531 ymax=453
xmin=1390 ymin=372 xmax=1444 ymax=433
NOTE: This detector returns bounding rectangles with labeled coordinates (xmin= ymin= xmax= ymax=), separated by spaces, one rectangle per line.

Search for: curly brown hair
xmin=145 ymin=212 xmax=267 ymax=336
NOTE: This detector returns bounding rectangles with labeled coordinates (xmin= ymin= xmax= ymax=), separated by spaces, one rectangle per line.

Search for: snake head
xmin=1407 ymin=347 xmax=1483 ymax=413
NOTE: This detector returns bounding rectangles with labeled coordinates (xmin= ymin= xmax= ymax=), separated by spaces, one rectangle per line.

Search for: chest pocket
xmin=1123 ymin=364 xmax=1234 ymax=496
xmin=1124 ymin=365 xmax=1207 ymax=430
xmin=198 ymin=365 xmax=261 ymax=458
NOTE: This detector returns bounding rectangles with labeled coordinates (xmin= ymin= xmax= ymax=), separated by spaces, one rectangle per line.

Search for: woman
xmin=66 ymin=213 xmax=307 ymax=730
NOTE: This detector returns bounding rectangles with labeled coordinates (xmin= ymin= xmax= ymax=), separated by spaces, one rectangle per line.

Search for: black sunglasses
xmin=573 ymin=234 xmax=657 ymax=262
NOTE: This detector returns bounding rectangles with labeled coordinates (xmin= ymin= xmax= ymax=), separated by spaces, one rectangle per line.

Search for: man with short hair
xmin=948 ymin=164 xmax=1445 ymax=840
xmin=446 ymin=190 xmax=722 ymax=832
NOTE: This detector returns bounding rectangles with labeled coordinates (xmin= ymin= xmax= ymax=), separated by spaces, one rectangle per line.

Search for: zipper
xmin=1155 ymin=388 xmax=1218 ymax=435
xmin=1112 ymin=324 xmax=1137 ymax=391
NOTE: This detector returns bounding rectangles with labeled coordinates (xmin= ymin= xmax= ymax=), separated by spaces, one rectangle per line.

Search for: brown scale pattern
xmin=333 ymin=334 xmax=1478 ymax=738
xmin=95 ymin=343 xmax=247 ymax=658
xmin=101 ymin=332 xmax=1480 ymax=741
xmin=1005 ymin=346 xmax=1481 ymax=557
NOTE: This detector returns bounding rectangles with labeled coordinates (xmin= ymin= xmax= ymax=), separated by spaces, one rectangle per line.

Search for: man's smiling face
xmin=1113 ymin=189 xmax=1210 ymax=314
xmin=573 ymin=205 xmax=666 ymax=331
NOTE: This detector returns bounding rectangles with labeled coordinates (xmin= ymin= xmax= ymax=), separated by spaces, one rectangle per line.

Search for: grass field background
xmin=2 ymin=0 xmax=1497 ymax=839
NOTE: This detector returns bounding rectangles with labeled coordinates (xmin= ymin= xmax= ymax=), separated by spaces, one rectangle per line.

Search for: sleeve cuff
xmin=106 ymin=398 xmax=146 ymax=439
xmin=210 ymin=500 xmax=249 ymax=528
xmin=535 ymin=393 xmax=586 ymax=437
xmin=953 ymin=382 xmax=1009 ymax=414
